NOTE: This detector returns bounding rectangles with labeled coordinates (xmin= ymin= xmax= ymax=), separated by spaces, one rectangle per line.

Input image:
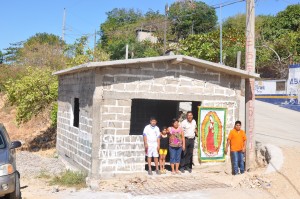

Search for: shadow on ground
xmin=21 ymin=127 xmax=57 ymax=152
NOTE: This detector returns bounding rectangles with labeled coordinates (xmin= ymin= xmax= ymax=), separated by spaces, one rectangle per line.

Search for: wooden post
xmin=245 ymin=0 xmax=256 ymax=171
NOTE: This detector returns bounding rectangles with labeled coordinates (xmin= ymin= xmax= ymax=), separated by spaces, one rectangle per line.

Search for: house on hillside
xmin=136 ymin=29 xmax=158 ymax=43
xmin=53 ymin=55 xmax=259 ymax=179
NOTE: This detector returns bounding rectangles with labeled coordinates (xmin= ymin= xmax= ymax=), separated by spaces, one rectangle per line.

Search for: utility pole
xmin=62 ymin=8 xmax=66 ymax=41
xmin=237 ymin=51 xmax=241 ymax=69
xmin=245 ymin=0 xmax=256 ymax=171
xmin=219 ymin=0 xmax=223 ymax=64
xmin=93 ymin=30 xmax=97 ymax=61
xmin=125 ymin=44 xmax=129 ymax=60
xmin=164 ymin=3 xmax=169 ymax=55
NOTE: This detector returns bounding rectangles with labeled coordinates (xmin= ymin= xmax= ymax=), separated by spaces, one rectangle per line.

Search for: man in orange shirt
xmin=225 ymin=121 xmax=247 ymax=175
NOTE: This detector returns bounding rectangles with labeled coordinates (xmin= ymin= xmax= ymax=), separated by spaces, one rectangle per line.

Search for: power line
xmin=211 ymin=0 xmax=245 ymax=9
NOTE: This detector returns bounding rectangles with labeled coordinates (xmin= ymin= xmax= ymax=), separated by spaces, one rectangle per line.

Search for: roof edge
xmin=53 ymin=55 xmax=178 ymax=76
xmin=53 ymin=55 xmax=260 ymax=79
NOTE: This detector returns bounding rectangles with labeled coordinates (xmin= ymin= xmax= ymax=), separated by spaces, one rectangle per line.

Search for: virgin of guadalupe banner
xmin=198 ymin=107 xmax=227 ymax=162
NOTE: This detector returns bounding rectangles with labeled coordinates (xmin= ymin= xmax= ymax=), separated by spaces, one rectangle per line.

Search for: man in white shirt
xmin=143 ymin=117 xmax=160 ymax=175
xmin=180 ymin=111 xmax=198 ymax=173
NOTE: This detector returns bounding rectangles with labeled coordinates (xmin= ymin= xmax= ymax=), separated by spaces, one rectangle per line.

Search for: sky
xmin=1 ymin=0 xmax=299 ymax=52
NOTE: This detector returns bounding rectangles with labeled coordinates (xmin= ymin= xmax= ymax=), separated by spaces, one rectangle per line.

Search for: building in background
xmin=136 ymin=29 xmax=158 ymax=43
xmin=255 ymin=64 xmax=300 ymax=109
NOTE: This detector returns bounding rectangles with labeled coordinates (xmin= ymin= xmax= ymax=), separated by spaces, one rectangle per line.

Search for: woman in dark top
xmin=159 ymin=126 xmax=169 ymax=174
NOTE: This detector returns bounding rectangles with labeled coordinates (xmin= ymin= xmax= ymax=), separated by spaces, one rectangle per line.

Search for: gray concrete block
xmin=116 ymin=114 xmax=131 ymax=121
xmin=125 ymin=84 xmax=137 ymax=91
xmin=123 ymin=122 xmax=130 ymax=129
xmin=214 ymin=88 xmax=225 ymax=95
xmin=138 ymin=84 xmax=150 ymax=91
xmin=117 ymin=100 xmax=131 ymax=107
xmin=150 ymin=85 xmax=164 ymax=92
xmin=123 ymin=107 xmax=131 ymax=114
xmin=164 ymin=85 xmax=177 ymax=93
xmin=225 ymin=89 xmax=236 ymax=96
xmin=180 ymin=79 xmax=193 ymax=86
xmin=103 ymin=99 xmax=117 ymax=106
xmin=112 ymin=84 xmax=125 ymax=90
xmin=177 ymin=86 xmax=192 ymax=94
xmin=108 ymin=107 xmax=124 ymax=114
xmin=103 ymin=129 xmax=116 ymax=135
xmin=115 ymin=129 xmax=130 ymax=135
xmin=192 ymin=80 xmax=205 ymax=87
xmin=153 ymin=78 xmax=166 ymax=85
xmin=166 ymin=78 xmax=179 ymax=85
xmin=102 ymin=114 xmax=116 ymax=121
xmin=103 ymin=121 xmax=123 ymax=128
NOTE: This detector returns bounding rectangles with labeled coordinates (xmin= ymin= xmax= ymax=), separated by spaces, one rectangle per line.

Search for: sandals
xmin=175 ymin=171 xmax=181 ymax=175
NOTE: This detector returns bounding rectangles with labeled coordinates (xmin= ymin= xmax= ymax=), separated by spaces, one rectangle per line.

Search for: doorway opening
xmin=129 ymin=99 xmax=201 ymax=135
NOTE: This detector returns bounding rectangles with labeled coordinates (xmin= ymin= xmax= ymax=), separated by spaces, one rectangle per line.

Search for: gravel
xmin=16 ymin=151 xmax=65 ymax=178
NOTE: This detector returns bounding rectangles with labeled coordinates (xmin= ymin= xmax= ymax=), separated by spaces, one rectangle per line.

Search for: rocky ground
xmin=16 ymin=146 xmax=299 ymax=199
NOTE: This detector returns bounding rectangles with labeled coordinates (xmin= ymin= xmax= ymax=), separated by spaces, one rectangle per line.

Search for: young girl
xmin=159 ymin=127 xmax=169 ymax=174
xmin=169 ymin=119 xmax=185 ymax=174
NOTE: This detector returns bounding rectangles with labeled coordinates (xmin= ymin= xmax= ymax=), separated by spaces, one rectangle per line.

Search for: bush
xmin=50 ymin=102 xmax=58 ymax=127
xmin=50 ymin=170 xmax=87 ymax=188
xmin=0 ymin=66 xmax=26 ymax=92
xmin=5 ymin=67 xmax=58 ymax=124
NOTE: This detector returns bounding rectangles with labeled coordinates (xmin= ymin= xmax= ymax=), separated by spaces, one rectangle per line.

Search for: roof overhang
xmin=53 ymin=55 xmax=260 ymax=79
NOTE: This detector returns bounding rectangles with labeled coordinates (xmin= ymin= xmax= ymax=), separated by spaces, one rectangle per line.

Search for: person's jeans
xmin=180 ymin=138 xmax=195 ymax=169
xmin=230 ymin=151 xmax=245 ymax=175
xmin=169 ymin=146 xmax=182 ymax=164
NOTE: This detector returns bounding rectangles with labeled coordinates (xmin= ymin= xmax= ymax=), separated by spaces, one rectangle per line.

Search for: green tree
xmin=100 ymin=8 xmax=143 ymax=47
xmin=222 ymin=14 xmax=272 ymax=38
xmin=19 ymin=33 xmax=67 ymax=70
xmin=168 ymin=0 xmax=217 ymax=40
xmin=106 ymin=37 xmax=161 ymax=60
xmin=99 ymin=8 xmax=166 ymax=59
xmin=261 ymin=4 xmax=300 ymax=41
xmin=256 ymin=4 xmax=300 ymax=78
xmin=66 ymin=36 xmax=110 ymax=66
xmin=5 ymin=67 xmax=58 ymax=124
xmin=3 ymin=41 xmax=23 ymax=64
xmin=180 ymin=28 xmax=245 ymax=67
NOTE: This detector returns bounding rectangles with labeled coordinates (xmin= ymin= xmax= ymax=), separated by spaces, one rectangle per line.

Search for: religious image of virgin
xmin=201 ymin=111 xmax=223 ymax=157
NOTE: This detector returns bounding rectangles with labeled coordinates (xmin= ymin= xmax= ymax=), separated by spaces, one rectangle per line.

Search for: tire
xmin=8 ymin=173 xmax=21 ymax=199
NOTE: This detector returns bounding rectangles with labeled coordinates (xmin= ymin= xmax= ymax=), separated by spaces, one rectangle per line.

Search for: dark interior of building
xmin=130 ymin=99 xmax=201 ymax=135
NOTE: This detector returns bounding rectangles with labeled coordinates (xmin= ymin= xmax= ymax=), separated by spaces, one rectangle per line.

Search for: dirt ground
xmin=14 ymin=146 xmax=300 ymax=199
xmin=0 ymin=94 xmax=56 ymax=151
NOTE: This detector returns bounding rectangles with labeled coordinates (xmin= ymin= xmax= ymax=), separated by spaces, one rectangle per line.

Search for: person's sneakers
xmin=148 ymin=170 xmax=153 ymax=175
xmin=180 ymin=168 xmax=185 ymax=173
xmin=156 ymin=170 xmax=161 ymax=175
xmin=186 ymin=167 xmax=192 ymax=173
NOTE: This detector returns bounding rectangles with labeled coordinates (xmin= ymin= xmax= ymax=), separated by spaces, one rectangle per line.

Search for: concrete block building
xmin=54 ymin=55 xmax=259 ymax=178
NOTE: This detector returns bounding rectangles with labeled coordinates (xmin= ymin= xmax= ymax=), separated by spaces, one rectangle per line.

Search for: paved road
xmin=255 ymin=101 xmax=300 ymax=147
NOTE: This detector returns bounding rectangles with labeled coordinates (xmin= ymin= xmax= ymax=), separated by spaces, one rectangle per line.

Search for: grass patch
xmin=50 ymin=170 xmax=87 ymax=189
xmin=36 ymin=169 xmax=51 ymax=179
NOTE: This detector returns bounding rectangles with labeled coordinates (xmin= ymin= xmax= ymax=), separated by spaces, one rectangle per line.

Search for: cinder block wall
xmin=95 ymin=62 xmax=242 ymax=176
xmin=57 ymin=71 xmax=95 ymax=172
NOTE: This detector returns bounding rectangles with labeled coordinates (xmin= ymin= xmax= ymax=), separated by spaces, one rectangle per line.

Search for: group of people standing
xmin=143 ymin=111 xmax=247 ymax=176
xmin=143 ymin=111 xmax=197 ymax=175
